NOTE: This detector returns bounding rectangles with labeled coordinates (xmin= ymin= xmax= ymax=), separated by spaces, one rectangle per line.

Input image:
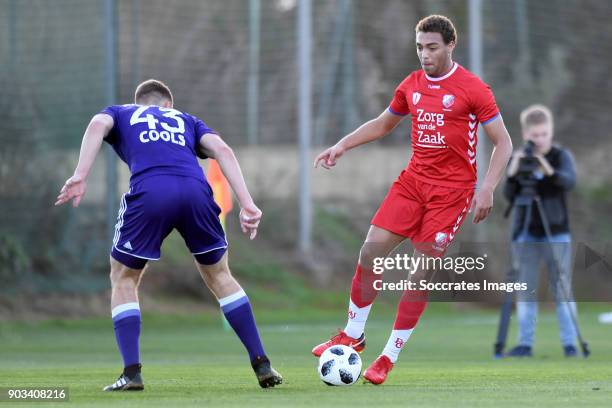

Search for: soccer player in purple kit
xmin=55 ymin=79 xmax=283 ymax=390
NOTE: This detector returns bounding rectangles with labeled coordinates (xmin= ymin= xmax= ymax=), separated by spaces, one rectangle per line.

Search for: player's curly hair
xmin=134 ymin=79 xmax=173 ymax=105
xmin=415 ymin=15 xmax=457 ymax=45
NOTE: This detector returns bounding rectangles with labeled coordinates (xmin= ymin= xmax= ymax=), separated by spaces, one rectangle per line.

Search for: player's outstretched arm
xmin=199 ymin=133 xmax=261 ymax=240
xmin=314 ymin=109 xmax=404 ymax=169
xmin=55 ymin=113 xmax=113 ymax=208
xmin=471 ymin=116 xmax=513 ymax=223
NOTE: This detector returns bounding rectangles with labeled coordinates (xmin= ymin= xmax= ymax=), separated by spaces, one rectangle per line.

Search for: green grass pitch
xmin=1 ymin=305 xmax=611 ymax=407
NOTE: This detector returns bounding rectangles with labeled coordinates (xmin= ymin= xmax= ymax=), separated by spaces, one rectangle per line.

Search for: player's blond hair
xmin=520 ymin=104 xmax=553 ymax=130
xmin=134 ymin=79 xmax=173 ymax=105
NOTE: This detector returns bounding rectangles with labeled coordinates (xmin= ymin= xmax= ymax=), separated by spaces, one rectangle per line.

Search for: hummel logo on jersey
xmin=123 ymin=241 xmax=133 ymax=250
xmin=412 ymin=92 xmax=421 ymax=105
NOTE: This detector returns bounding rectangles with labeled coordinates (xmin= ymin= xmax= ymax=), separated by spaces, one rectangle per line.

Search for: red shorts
xmin=371 ymin=170 xmax=474 ymax=257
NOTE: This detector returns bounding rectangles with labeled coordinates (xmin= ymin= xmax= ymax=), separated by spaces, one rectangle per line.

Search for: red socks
xmin=350 ymin=264 xmax=380 ymax=308
xmin=393 ymin=289 xmax=428 ymax=329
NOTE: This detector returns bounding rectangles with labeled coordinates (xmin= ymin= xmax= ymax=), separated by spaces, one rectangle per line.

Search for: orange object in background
xmin=207 ymin=159 xmax=233 ymax=227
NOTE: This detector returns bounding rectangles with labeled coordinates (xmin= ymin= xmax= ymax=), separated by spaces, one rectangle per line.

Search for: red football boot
xmin=363 ymin=355 xmax=394 ymax=385
xmin=311 ymin=330 xmax=366 ymax=357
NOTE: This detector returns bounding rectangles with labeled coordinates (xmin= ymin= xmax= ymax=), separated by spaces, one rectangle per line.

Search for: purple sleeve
xmin=194 ymin=117 xmax=217 ymax=159
xmin=99 ymin=105 xmax=120 ymax=144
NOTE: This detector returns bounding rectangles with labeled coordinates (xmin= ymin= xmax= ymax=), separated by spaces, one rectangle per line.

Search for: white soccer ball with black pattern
xmin=318 ymin=345 xmax=362 ymax=386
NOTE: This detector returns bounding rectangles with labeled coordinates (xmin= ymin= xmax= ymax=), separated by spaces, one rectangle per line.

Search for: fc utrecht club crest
xmin=434 ymin=232 xmax=448 ymax=247
xmin=442 ymin=94 xmax=455 ymax=108
xmin=412 ymin=92 xmax=421 ymax=105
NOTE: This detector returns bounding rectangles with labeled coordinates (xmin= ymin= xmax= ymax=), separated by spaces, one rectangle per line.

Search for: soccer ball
xmin=318 ymin=345 xmax=362 ymax=386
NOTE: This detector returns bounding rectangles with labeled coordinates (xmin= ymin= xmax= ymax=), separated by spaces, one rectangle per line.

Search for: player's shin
xmin=381 ymin=289 xmax=428 ymax=363
xmin=111 ymin=302 xmax=142 ymax=372
xmin=381 ymin=329 xmax=414 ymax=364
xmin=344 ymin=264 xmax=380 ymax=338
xmin=218 ymin=289 xmax=266 ymax=364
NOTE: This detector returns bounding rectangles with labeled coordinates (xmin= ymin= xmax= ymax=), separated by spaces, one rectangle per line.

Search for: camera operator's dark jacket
xmin=504 ymin=144 xmax=576 ymax=240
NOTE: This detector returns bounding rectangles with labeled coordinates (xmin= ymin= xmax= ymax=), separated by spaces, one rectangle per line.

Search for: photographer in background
xmin=504 ymin=104 xmax=579 ymax=357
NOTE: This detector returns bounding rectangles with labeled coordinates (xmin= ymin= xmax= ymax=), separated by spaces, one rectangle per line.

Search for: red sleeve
xmin=388 ymin=77 xmax=411 ymax=116
xmin=471 ymin=81 xmax=500 ymax=124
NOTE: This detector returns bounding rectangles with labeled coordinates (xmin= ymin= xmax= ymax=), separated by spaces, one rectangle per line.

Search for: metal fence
xmin=1 ymin=0 xmax=611 ymax=293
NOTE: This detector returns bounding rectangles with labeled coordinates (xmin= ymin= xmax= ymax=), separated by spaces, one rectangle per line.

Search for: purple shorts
xmin=110 ymin=174 xmax=227 ymax=269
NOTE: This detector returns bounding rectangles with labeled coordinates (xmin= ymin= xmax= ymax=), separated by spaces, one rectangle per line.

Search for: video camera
xmin=515 ymin=140 xmax=540 ymax=182
xmin=503 ymin=140 xmax=540 ymax=218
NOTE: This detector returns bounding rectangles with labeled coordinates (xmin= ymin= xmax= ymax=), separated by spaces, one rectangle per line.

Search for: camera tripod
xmin=494 ymin=181 xmax=590 ymax=358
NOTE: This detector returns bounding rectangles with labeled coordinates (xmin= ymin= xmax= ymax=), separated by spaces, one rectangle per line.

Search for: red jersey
xmin=389 ymin=63 xmax=500 ymax=189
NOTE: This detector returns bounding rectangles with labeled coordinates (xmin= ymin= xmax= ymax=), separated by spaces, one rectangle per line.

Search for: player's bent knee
xmin=196 ymin=253 xmax=235 ymax=294
xmin=109 ymin=256 xmax=145 ymax=287
xmin=194 ymin=247 xmax=227 ymax=266
xmin=359 ymin=226 xmax=406 ymax=267
xmin=111 ymin=248 xmax=148 ymax=270
xmin=195 ymin=251 xmax=230 ymax=279
xmin=358 ymin=243 xmax=383 ymax=268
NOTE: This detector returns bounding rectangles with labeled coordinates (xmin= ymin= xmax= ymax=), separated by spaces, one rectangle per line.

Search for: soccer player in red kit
xmin=312 ymin=15 xmax=513 ymax=384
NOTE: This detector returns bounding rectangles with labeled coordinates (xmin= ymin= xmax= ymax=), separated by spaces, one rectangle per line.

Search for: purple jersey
xmin=101 ymin=104 xmax=215 ymax=185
